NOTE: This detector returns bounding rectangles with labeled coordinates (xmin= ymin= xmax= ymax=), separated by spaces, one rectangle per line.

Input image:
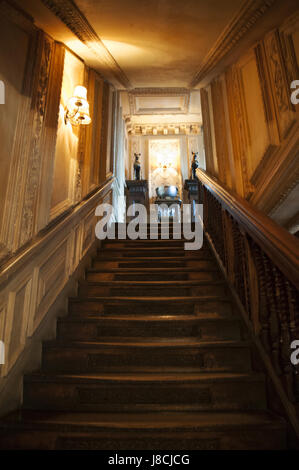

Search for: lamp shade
xmin=73 ymin=85 xmax=87 ymax=100
xmin=65 ymin=85 xmax=92 ymax=126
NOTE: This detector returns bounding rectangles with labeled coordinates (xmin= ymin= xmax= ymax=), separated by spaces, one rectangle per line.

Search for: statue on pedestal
xmin=133 ymin=153 xmax=141 ymax=180
xmin=191 ymin=152 xmax=199 ymax=180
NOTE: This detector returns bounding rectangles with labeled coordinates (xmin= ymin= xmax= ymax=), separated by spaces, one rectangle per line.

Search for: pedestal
xmin=125 ymin=180 xmax=149 ymax=220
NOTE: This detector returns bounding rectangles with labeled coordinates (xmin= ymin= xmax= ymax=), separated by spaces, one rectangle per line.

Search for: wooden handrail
xmin=0 ymin=177 xmax=114 ymax=285
xmin=197 ymin=169 xmax=299 ymax=289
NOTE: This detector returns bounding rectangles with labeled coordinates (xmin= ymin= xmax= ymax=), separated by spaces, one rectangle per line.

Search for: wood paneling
xmin=201 ymin=11 xmax=299 ymax=228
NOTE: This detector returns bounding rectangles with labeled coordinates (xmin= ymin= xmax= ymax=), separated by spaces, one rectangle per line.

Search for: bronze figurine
xmin=191 ymin=151 xmax=199 ymax=180
xmin=133 ymin=153 xmax=141 ymax=180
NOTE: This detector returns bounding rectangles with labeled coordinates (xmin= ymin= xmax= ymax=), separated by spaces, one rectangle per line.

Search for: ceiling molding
xmin=128 ymin=122 xmax=201 ymax=136
xmin=40 ymin=0 xmax=132 ymax=88
xmin=128 ymin=88 xmax=190 ymax=115
xmin=189 ymin=0 xmax=276 ymax=87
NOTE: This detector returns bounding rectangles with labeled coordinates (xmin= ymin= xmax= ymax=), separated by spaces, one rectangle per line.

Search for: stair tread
xmin=88 ymin=267 xmax=219 ymax=272
xmin=25 ymin=371 xmax=264 ymax=384
xmin=46 ymin=339 xmax=248 ymax=348
xmin=93 ymin=255 xmax=215 ymax=264
xmin=1 ymin=410 xmax=285 ymax=432
xmin=70 ymin=296 xmax=231 ymax=302
xmin=1 ymin=231 xmax=286 ymax=449
xmin=80 ymin=280 xmax=224 ymax=286
xmin=60 ymin=313 xmax=237 ymax=322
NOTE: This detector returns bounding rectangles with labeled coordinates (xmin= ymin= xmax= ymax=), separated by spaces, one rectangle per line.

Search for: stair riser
xmin=78 ymin=285 xmax=227 ymax=298
xmin=23 ymin=380 xmax=266 ymax=411
xmin=57 ymin=319 xmax=241 ymax=341
xmin=86 ymin=271 xmax=220 ymax=282
xmin=92 ymin=260 xmax=216 ymax=269
xmin=0 ymin=427 xmax=286 ymax=450
xmin=42 ymin=346 xmax=251 ymax=372
xmin=104 ymin=241 xmax=186 ymax=248
xmin=69 ymin=300 xmax=233 ymax=316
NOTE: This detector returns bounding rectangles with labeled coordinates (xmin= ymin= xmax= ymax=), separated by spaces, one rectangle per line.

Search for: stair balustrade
xmin=197 ymin=169 xmax=299 ymax=404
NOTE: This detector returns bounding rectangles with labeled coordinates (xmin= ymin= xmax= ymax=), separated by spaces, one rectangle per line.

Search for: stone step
xmin=86 ymin=268 xmax=221 ymax=282
xmin=0 ymin=410 xmax=286 ymax=450
xmin=78 ymin=280 xmax=228 ymax=298
xmin=23 ymin=372 xmax=266 ymax=412
xmin=57 ymin=313 xmax=241 ymax=341
xmin=92 ymin=258 xmax=217 ymax=269
xmin=42 ymin=340 xmax=251 ymax=373
xmin=69 ymin=296 xmax=234 ymax=316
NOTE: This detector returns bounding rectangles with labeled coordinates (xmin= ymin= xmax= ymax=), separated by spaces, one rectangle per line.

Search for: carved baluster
xmin=273 ymin=267 xmax=295 ymax=400
xmin=252 ymin=243 xmax=271 ymax=354
xmin=286 ymin=280 xmax=299 ymax=401
xmin=223 ymin=212 xmax=235 ymax=284
xmin=231 ymin=221 xmax=247 ymax=309
xmin=262 ymin=253 xmax=282 ymax=376
xmin=240 ymin=232 xmax=251 ymax=320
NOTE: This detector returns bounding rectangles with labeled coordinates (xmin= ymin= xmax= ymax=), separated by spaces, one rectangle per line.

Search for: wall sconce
xmin=65 ymin=85 xmax=91 ymax=126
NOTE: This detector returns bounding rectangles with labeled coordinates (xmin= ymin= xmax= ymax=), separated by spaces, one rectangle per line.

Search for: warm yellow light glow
xmin=149 ymin=139 xmax=181 ymax=200
xmin=70 ymin=101 xmax=91 ymax=126
xmin=65 ymin=85 xmax=91 ymax=126
xmin=101 ymin=40 xmax=145 ymax=63
xmin=73 ymin=85 xmax=87 ymax=100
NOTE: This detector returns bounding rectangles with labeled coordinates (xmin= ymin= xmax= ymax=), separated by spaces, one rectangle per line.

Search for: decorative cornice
xmin=190 ymin=0 xmax=276 ymax=87
xmin=41 ymin=0 xmax=132 ymax=89
xmin=128 ymin=122 xmax=201 ymax=136
xmin=128 ymin=88 xmax=190 ymax=115
xmin=130 ymin=88 xmax=190 ymax=95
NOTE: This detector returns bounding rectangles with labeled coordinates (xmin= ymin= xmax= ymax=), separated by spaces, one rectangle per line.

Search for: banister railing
xmin=197 ymin=169 xmax=299 ymax=404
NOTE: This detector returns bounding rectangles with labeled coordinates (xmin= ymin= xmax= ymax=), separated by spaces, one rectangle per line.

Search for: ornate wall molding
xmin=19 ymin=32 xmax=54 ymax=247
xmin=41 ymin=0 xmax=131 ymax=89
xmin=129 ymin=122 xmax=201 ymax=136
xmin=264 ymin=29 xmax=296 ymax=140
xmin=225 ymin=65 xmax=252 ymax=197
xmin=200 ymin=88 xmax=214 ymax=176
xmin=128 ymin=88 xmax=190 ymax=115
xmin=249 ymin=122 xmax=299 ymax=214
xmin=211 ymin=78 xmax=229 ymax=186
xmin=35 ymin=42 xmax=65 ymax=232
xmin=0 ymin=179 xmax=113 ymax=381
xmin=99 ymin=81 xmax=110 ymax=183
xmin=0 ymin=4 xmax=39 ymax=258
xmin=190 ymin=0 xmax=276 ymax=87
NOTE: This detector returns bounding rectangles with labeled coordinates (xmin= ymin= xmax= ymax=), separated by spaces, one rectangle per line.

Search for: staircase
xmin=0 ymin=225 xmax=286 ymax=449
